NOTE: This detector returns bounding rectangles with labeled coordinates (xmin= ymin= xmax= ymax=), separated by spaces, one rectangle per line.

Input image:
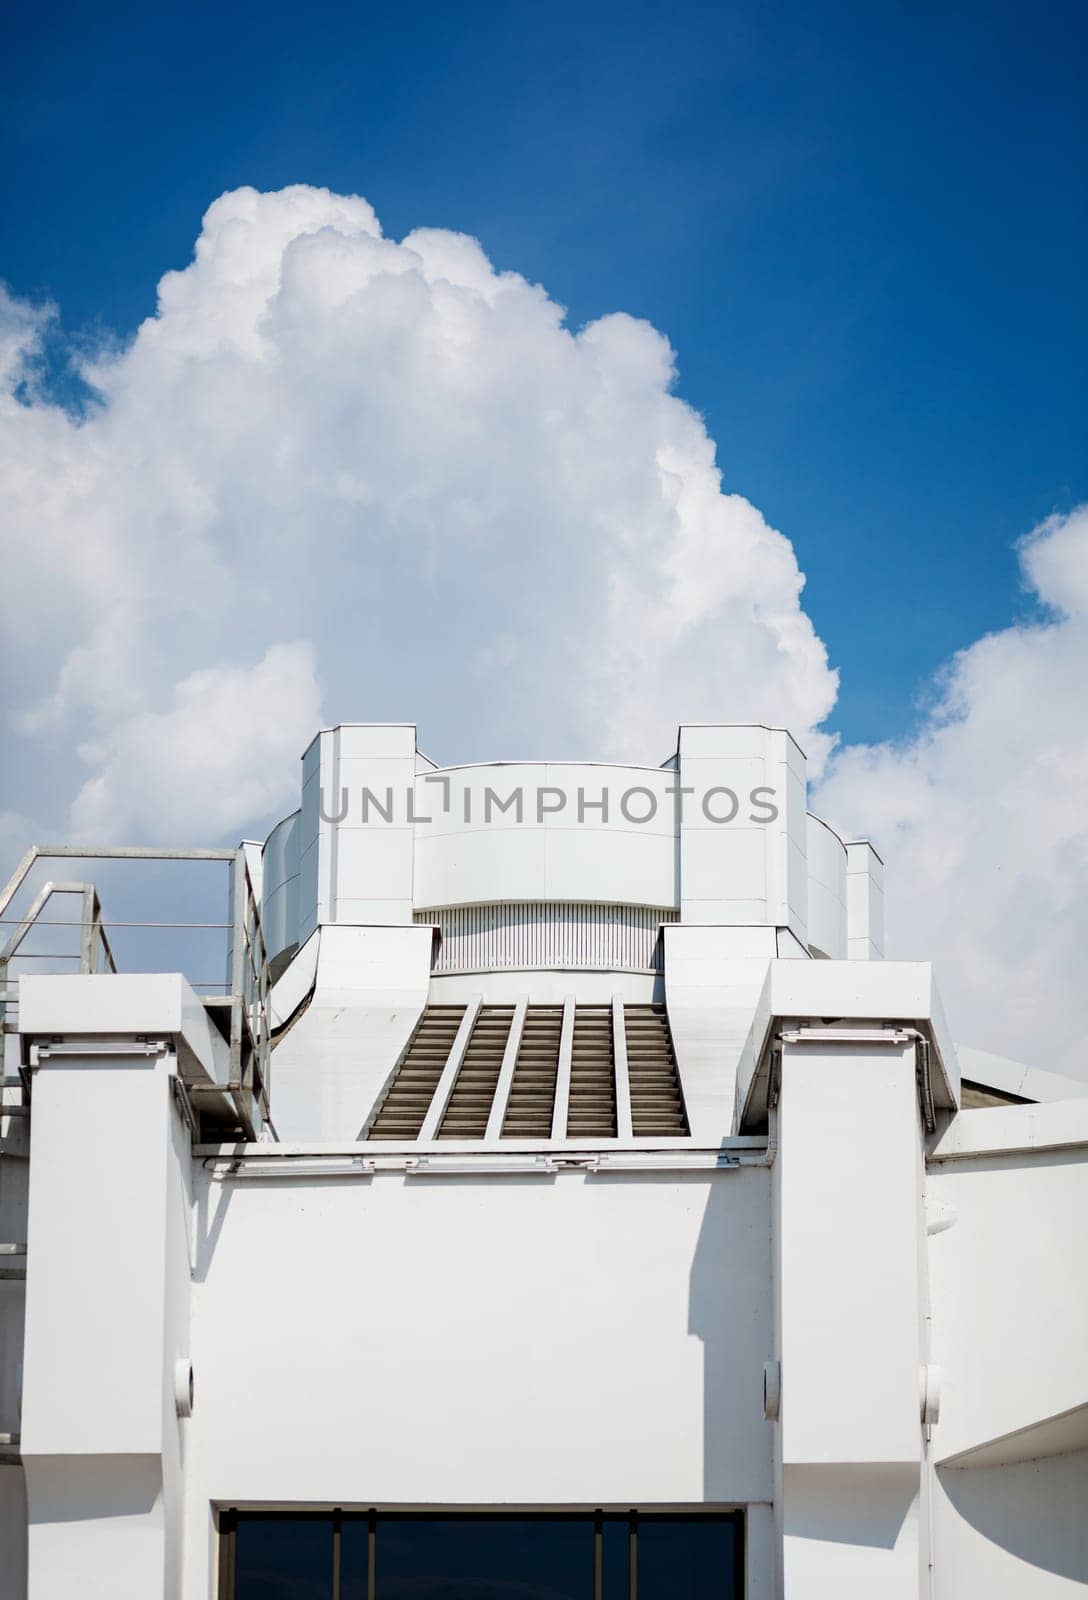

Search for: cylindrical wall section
xmin=261 ymin=809 xmax=301 ymax=966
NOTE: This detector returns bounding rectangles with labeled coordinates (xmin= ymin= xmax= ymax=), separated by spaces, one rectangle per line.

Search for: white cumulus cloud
xmin=814 ymin=507 xmax=1088 ymax=1081
xmin=68 ymin=642 xmax=323 ymax=843
xmin=0 ymin=183 xmax=836 ymax=853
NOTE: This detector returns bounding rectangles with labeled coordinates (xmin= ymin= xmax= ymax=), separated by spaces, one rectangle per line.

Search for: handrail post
xmin=80 ymin=886 xmax=96 ymax=974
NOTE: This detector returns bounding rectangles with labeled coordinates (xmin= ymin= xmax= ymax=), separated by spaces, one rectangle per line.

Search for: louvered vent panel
xmin=365 ymin=1005 xmax=465 ymax=1140
xmin=501 ymin=1004 xmax=563 ymax=1137
xmin=565 ymin=1004 xmax=616 ymax=1137
xmin=364 ymin=1001 xmax=688 ymax=1143
xmin=624 ymin=1003 xmax=689 ymax=1136
xmin=437 ymin=1006 xmax=515 ymax=1139
xmin=415 ymin=903 xmax=678 ymax=973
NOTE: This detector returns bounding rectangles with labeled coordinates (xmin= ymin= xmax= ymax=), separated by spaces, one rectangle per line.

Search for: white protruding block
xmin=846 ymin=840 xmax=885 ymax=960
xmin=677 ymin=724 xmax=809 ymax=945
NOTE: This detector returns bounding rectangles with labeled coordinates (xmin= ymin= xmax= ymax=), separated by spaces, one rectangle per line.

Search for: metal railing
xmin=0 ymin=845 xmax=272 ymax=1137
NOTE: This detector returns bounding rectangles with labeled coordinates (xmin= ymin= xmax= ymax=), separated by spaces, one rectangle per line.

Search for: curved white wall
xmin=412 ymin=763 xmax=680 ymax=910
xmin=261 ymin=809 xmax=300 ymax=968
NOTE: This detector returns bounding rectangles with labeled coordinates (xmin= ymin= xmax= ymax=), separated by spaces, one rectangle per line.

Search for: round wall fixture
xmin=763 ymin=1360 xmax=781 ymax=1421
xmin=174 ymin=1358 xmax=194 ymax=1419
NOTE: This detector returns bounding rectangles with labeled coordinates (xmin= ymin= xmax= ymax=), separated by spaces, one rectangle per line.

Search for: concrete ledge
xmin=928 ymin=1098 xmax=1088 ymax=1162
xmin=957 ymin=1044 xmax=1088 ymax=1106
xmin=734 ymin=960 xmax=960 ymax=1132
xmin=939 ymin=1401 xmax=1088 ymax=1467
xmin=18 ymin=973 xmax=229 ymax=1085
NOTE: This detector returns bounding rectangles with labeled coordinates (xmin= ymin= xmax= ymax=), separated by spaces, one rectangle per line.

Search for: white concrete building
xmin=1 ymin=721 xmax=1086 ymax=1598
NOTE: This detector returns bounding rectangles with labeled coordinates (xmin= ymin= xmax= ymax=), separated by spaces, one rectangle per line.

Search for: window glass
xmin=375 ymin=1516 xmax=594 ymax=1599
xmin=234 ymin=1515 xmax=334 ymax=1600
xmin=635 ymin=1515 xmax=738 ymax=1599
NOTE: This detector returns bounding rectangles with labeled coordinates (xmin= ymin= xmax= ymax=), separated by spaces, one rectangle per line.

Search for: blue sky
xmin=3 ymin=0 xmax=1084 ymax=746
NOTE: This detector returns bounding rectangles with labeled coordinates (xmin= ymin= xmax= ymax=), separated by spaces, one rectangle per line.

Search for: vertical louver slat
xmin=365 ymin=1005 xmax=465 ymax=1140
xmin=437 ymin=1006 xmax=515 ymax=1139
xmin=500 ymin=1004 xmax=563 ymax=1137
xmin=624 ymin=1003 xmax=689 ymax=1136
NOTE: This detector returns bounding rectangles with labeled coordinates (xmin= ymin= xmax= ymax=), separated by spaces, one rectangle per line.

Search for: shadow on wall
xmin=0 ymin=1462 xmax=27 ymax=1593
xmin=688 ymin=1162 xmax=774 ymax=1504
xmin=779 ymin=1461 xmax=919 ymax=1543
xmin=193 ymin=1166 xmax=238 ymax=1284
xmin=23 ymin=1454 xmax=161 ymax=1523
xmin=938 ymin=1452 xmax=1088 ymax=1585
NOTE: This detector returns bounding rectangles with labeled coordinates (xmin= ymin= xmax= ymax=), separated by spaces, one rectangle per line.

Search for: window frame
xmin=217 ymin=1506 xmax=745 ymax=1600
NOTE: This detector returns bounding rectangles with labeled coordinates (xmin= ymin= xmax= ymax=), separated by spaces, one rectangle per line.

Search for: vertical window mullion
xmin=629 ymin=1509 xmax=637 ymax=1600
xmin=368 ymin=1507 xmax=377 ymax=1600
xmin=217 ymin=1509 xmax=236 ymax=1600
xmin=594 ymin=1510 xmax=603 ymax=1600
xmin=332 ymin=1508 xmax=342 ymax=1600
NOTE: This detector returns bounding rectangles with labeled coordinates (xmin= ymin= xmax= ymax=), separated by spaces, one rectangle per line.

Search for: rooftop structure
xmin=1 ymin=722 xmax=1085 ymax=1598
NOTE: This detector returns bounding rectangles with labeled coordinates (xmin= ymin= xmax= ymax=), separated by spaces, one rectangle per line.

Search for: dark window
xmin=220 ymin=1510 xmax=742 ymax=1600
xmin=375 ymin=1516 xmax=592 ymax=1598
xmin=232 ymin=1514 xmax=334 ymax=1600
xmin=635 ymin=1515 xmax=739 ymax=1599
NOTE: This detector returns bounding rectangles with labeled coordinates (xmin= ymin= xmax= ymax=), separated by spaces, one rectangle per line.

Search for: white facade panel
xmin=927 ymin=1142 xmax=1088 ymax=1465
xmin=184 ymin=1165 xmax=774 ymax=1521
xmin=414 ymin=823 xmax=550 ymax=906
xmin=776 ymin=1041 xmax=924 ymax=1466
xmin=332 ymin=825 xmax=415 ymax=909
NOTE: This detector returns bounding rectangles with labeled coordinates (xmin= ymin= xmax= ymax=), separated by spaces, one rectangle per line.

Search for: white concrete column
xmin=845 ymin=842 xmax=884 ymax=960
xmin=298 ymin=723 xmax=419 ymax=939
xmin=20 ymin=1043 xmax=193 ymax=1600
xmin=772 ymin=1036 xmax=927 ymax=1597
xmin=677 ymin=725 xmax=808 ymax=946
